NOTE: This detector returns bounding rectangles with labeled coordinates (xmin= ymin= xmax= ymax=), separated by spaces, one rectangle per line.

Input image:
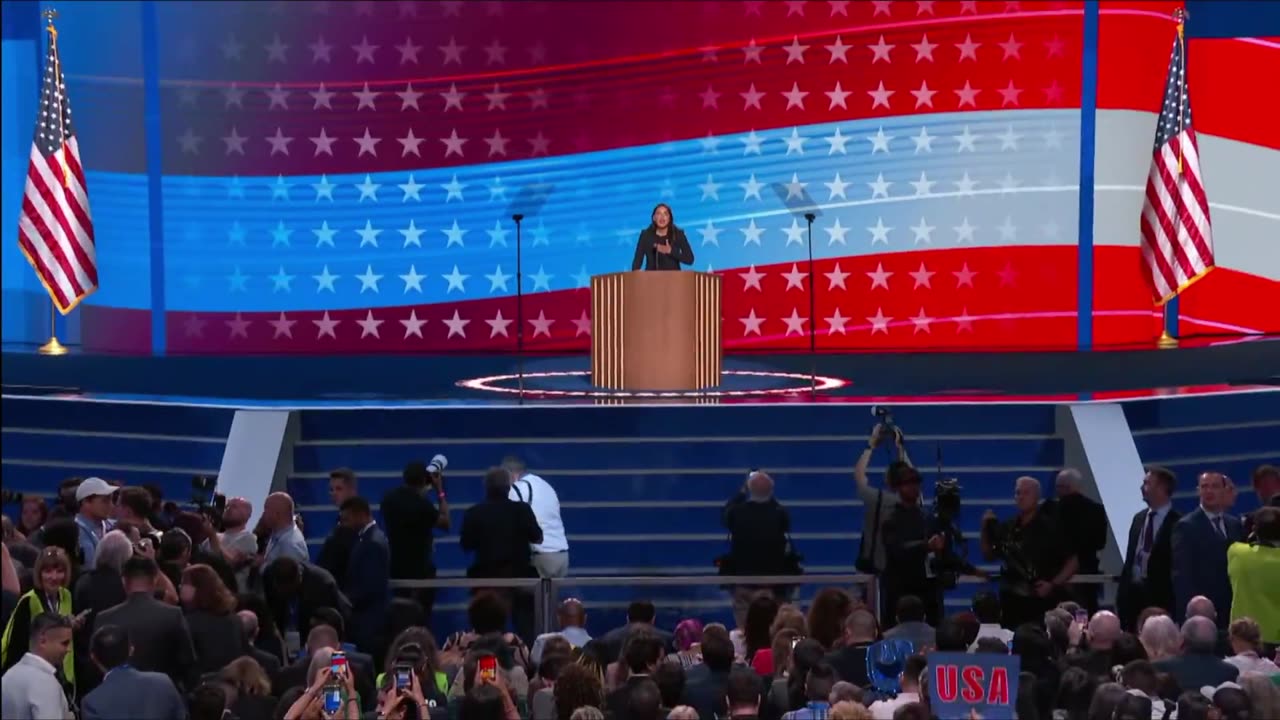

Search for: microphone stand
xmin=512 ymin=213 xmax=525 ymax=404
xmin=804 ymin=212 xmax=816 ymax=399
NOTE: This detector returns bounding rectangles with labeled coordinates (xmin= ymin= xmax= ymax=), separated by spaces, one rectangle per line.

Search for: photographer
xmin=1226 ymin=506 xmax=1279 ymax=646
xmin=721 ymin=471 xmax=794 ymax=627
xmin=853 ymin=420 xmax=915 ymax=619
xmin=981 ymin=476 xmax=1078 ymax=630
xmin=382 ymin=458 xmax=451 ymax=620
xmin=880 ymin=467 xmax=940 ymax=626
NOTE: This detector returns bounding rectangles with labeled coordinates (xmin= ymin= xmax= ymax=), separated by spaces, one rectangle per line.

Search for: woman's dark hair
xmin=1055 ymin=667 xmax=1097 ymax=720
xmin=1087 ymin=683 xmax=1128 ymax=720
xmin=188 ymin=683 xmax=229 ymax=720
xmin=743 ymin=591 xmax=780 ymax=663
xmin=1212 ymin=687 xmax=1252 ymax=720
xmin=384 ymin=625 xmax=442 ymax=681
xmin=648 ymin=203 xmax=676 ymax=231
xmin=461 ymin=682 xmax=506 ymax=720
xmin=807 ymin=588 xmax=853 ymax=650
xmin=1176 ymin=691 xmax=1214 ymax=720
xmin=553 ymin=662 xmax=603 ymax=720
xmin=181 ymin=564 xmax=236 ymax=615
xmin=653 ymin=661 xmax=685 ymax=708
xmin=468 ymin=591 xmax=509 ymax=635
xmin=38 ymin=517 xmax=82 ymax=568
xmin=787 ymin=638 xmax=827 ymax=711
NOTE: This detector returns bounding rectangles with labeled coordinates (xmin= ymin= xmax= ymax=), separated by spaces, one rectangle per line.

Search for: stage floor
xmin=3 ymin=340 xmax=1279 ymax=406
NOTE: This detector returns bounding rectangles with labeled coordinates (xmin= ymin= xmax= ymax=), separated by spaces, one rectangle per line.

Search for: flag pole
xmin=36 ymin=9 xmax=68 ymax=357
xmin=1157 ymin=6 xmax=1187 ymax=351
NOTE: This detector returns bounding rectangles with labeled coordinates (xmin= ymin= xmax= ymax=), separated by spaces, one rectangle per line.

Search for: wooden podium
xmin=591 ymin=271 xmax=722 ymax=391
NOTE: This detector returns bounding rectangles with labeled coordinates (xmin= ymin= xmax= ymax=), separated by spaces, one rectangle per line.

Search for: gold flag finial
xmin=1173 ymin=6 xmax=1187 ymax=175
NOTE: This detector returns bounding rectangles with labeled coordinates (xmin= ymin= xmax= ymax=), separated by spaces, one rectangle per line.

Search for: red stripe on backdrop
xmin=1098 ymin=4 xmax=1280 ymax=149
xmin=158 ymin=1 xmax=1084 ymax=175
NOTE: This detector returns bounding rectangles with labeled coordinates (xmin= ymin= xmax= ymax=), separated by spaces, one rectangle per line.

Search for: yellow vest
xmin=0 ymin=588 xmax=77 ymax=691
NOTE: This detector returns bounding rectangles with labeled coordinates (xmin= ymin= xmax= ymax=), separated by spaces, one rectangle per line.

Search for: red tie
xmin=1141 ymin=510 xmax=1156 ymax=552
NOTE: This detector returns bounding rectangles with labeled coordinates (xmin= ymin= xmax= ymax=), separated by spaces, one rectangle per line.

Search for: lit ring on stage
xmin=458 ymin=370 xmax=849 ymax=398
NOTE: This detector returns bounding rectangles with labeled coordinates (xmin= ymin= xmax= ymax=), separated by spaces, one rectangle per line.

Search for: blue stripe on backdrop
xmin=141 ymin=0 xmax=166 ymax=354
xmin=87 ymin=108 xmax=1081 ymax=312
xmin=1185 ymin=1 xmax=1280 ymax=38
xmin=1077 ymin=1 xmax=1100 ymax=353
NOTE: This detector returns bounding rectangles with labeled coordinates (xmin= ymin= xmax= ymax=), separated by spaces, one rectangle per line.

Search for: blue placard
xmin=927 ymin=652 xmax=1021 ymax=720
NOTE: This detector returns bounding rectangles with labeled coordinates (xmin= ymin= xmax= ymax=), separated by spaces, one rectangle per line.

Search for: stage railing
xmin=389 ymin=573 xmax=1115 ymax=637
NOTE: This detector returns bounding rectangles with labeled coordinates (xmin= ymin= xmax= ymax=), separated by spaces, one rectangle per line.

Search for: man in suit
xmin=1172 ymin=472 xmax=1244 ymax=625
xmin=317 ymin=468 xmax=360 ymax=584
xmin=1117 ymin=467 xmax=1181 ymax=631
xmin=595 ymin=601 xmax=675 ymax=665
xmin=1253 ymin=464 xmax=1280 ymax=508
xmin=236 ymin=610 xmax=282 ymax=679
xmin=96 ymin=555 xmax=196 ymax=691
xmin=605 ymin=632 xmax=664 ymax=720
xmin=680 ymin=628 xmax=737 ymax=720
xmin=81 ymin=624 xmax=185 ymax=720
xmin=262 ymin=556 xmax=351 ymax=656
xmin=1153 ymin=616 xmax=1239 ymax=690
xmin=338 ymin=496 xmax=391 ymax=660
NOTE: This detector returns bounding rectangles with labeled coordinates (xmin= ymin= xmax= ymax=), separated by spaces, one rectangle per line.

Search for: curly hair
xmin=181 ymin=564 xmax=236 ymax=615
xmin=555 ymin=662 xmax=604 ymax=720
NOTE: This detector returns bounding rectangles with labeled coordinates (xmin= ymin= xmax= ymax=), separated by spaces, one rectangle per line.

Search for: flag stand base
xmin=1156 ymin=331 xmax=1179 ymax=350
xmin=37 ymin=336 xmax=68 ymax=356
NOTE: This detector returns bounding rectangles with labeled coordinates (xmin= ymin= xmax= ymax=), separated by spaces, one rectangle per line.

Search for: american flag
xmin=18 ymin=18 xmax=97 ymax=315
xmin=1139 ymin=16 xmax=1214 ymax=305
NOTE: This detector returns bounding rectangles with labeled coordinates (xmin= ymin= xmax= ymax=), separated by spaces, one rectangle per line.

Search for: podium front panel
xmin=591 ymin=271 xmax=721 ymax=391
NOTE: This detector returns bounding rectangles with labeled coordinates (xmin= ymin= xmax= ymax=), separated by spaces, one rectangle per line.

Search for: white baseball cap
xmin=74 ymin=477 xmax=116 ymax=503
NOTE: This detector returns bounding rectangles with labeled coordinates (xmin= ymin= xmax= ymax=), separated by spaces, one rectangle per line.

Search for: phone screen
xmin=330 ymin=651 xmax=347 ymax=679
xmin=1074 ymin=609 xmax=1089 ymax=625
xmin=478 ymin=655 xmax=498 ymax=683
xmin=394 ymin=665 xmax=413 ymax=689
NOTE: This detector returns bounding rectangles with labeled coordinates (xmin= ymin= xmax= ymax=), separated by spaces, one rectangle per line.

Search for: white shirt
xmin=869 ymin=691 xmax=919 ymax=720
xmin=968 ymin=623 xmax=1015 ymax=651
xmin=1132 ymin=503 xmax=1172 ymax=581
xmin=1226 ymin=652 xmax=1280 ymax=676
xmin=1 ymin=653 xmax=73 ymax=720
xmin=509 ymin=472 xmax=568 ymax=553
xmin=265 ymin=523 xmax=310 ymax=565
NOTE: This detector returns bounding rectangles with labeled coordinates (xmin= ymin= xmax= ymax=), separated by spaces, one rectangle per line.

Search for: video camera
xmin=927 ymin=478 xmax=968 ymax=589
xmin=191 ymin=475 xmax=226 ymax=531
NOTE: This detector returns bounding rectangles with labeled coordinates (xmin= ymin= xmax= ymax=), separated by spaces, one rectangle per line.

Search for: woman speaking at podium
xmin=631 ymin=203 xmax=695 ymax=271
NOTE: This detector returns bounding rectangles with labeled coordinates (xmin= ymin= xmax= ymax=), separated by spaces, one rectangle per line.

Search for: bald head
xmin=1185 ymin=596 xmax=1217 ymax=622
xmin=223 ymin=497 xmax=252 ymax=530
xmin=237 ymin=610 xmax=259 ymax=640
xmin=747 ymin=471 xmax=774 ymax=501
xmin=844 ymin=609 xmax=878 ymax=643
xmin=1087 ymin=611 xmax=1121 ymax=650
xmin=558 ymin=598 xmax=586 ymax=628
xmin=1055 ymin=468 xmax=1082 ymax=496
xmin=263 ymin=493 xmax=295 ymax=530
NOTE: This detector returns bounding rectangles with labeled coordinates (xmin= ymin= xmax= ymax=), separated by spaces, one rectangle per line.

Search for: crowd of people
xmin=0 ymin=437 xmax=1276 ymax=719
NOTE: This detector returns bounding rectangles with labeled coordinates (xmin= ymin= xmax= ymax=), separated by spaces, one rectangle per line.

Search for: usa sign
xmin=927 ymin=652 xmax=1021 ymax=720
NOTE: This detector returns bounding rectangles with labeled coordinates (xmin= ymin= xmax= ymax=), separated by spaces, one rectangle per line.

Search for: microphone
xmin=511 ymin=214 xmax=524 ymax=222
xmin=804 ymin=212 xmax=816 ymax=223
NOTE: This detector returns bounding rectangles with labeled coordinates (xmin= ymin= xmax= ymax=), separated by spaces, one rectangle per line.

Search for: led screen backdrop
xmin=0 ymin=0 xmax=1275 ymax=356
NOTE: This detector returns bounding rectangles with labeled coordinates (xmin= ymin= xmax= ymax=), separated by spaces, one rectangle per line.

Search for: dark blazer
xmin=1153 ymin=653 xmax=1239 ymax=691
xmin=1171 ymin=508 xmax=1243 ymax=624
xmin=594 ymin=624 xmax=675 ymax=666
xmin=631 ymin=226 xmax=694 ymax=271
xmin=185 ymin=609 xmax=248 ymax=675
xmin=262 ymin=563 xmax=351 ymax=640
xmin=248 ymin=645 xmax=282 ymax=681
xmin=81 ymin=666 xmax=186 ymax=720
xmin=343 ymin=524 xmax=392 ymax=653
xmin=317 ymin=525 xmax=358 ymax=586
xmin=1117 ymin=506 xmax=1181 ymax=630
xmin=681 ymin=663 xmax=734 ymax=720
xmin=460 ymin=498 xmax=542 ymax=579
xmin=73 ymin=568 xmax=128 ymax=696
xmin=96 ymin=592 xmax=197 ymax=690
xmin=606 ymin=674 xmax=659 ymax=720
xmin=825 ymin=643 xmax=872 ymax=687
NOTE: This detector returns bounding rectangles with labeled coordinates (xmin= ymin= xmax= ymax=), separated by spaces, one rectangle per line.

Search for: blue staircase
xmin=1124 ymin=391 xmax=1280 ymax=516
xmin=1 ymin=397 xmax=234 ymax=511
xmin=287 ymin=403 xmax=1066 ymax=634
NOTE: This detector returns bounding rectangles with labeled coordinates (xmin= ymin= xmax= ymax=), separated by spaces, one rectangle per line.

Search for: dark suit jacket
xmin=606 ymin=674 xmax=658 ymax=720
xmin=262 ymin=563 xmax=351 ymax=640
xmin=594 ymin=623 xmax=675 ymax=666
xmin=825 ymin=643 xmax=872 ymax=686
xmin=96 ymin=592 xmax=196 ymax=689
xmin=1118 ymin=507 xmax=1181 ymax=627
xmin=631 ymin=226 xmax=694 ymax=271
xmin=1171 ymin=508 xmax=1243 ymax=623
xmin=460 ymin=499 xmax=542 ymax=578
xmin=343 ymin=524 xmax=391 ymax=652
xmin=1153 ymin=653 xmax=1239 ymax=691
xmin=681 ymin=663 xmax=734 ymax=720
xmin=317 ymin=525 xmax=358 ymax=586
xmin=248 ymin=645 xmax=282 ymax=681
xmin=185 ymin=609 xmax=248 ymax=675
xmin=81 ymin=666 xmax=187 ymax=720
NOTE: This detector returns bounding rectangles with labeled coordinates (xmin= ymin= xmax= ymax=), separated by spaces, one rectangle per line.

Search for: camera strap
xmin=512 ymin=478 xmax=533 ymax=504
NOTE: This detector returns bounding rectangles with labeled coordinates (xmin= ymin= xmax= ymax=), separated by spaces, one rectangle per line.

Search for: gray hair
xmin=1056 ymin=468 xmax=1083 ymax=489
xmin=1185 ymin=596 xmax=1217 ymax=622
xmin=306 ymin=647 xmax=335 ymax=687
xmin=1181 ymin=616 xmax=1218 ymax=654
xmin=94 ymin=530 xmax=134 ymax=572
xmin=1016 ymin=476 xmax=1042 ymax=499
xmin=1139 ymin=614 xmax=1181 ymax=659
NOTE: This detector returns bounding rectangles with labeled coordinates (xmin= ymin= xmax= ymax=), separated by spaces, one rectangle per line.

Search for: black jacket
xmin=1043 ymin=494 xmax=1107 ymax=573
xmin=631 ymin=227 xmax=694 ymax=271
xmin=262 ymin=563 xmax=351 ymax=640
xmin=317 ymin=524 xmax=358 ymax=584
xmin=1117 ymin=507 xmax=1181 ymax=629
xmin=460 ymin=498 xmax=542 ymax=578
xmin=721 ymin=493 xmax=790 ymax=576
xmin=381 ymin=485 xmax=442 ymax=580
xmin=186 ymin=609 xmax=248 ymax=675
xmin=96 ymin=592 xmax=197 ymax=689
